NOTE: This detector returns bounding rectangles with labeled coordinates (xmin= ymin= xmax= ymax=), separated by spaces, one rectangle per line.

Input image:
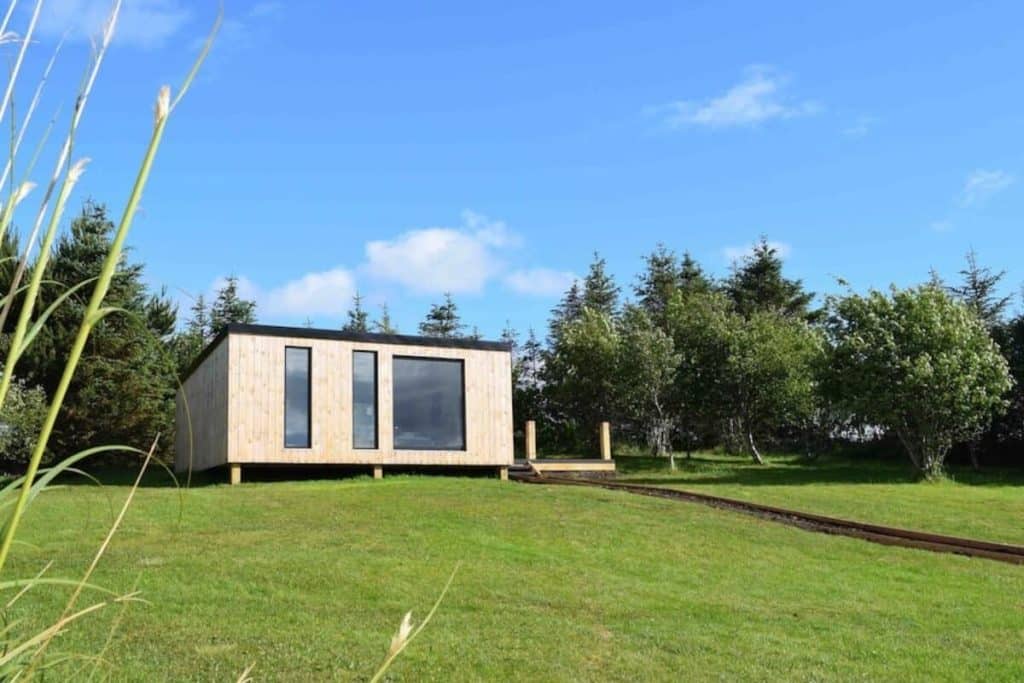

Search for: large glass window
xmin=393 ymin=357 xmax=465 ymax=450
xmin=352 ymin=351 xmax=378 ymax=449
xmin=284 ymin=346 xmax=311 ymax=448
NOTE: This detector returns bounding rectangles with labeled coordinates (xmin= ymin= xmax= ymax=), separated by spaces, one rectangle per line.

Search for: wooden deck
xmin=511 ymin=458 xmax=616 ymax=475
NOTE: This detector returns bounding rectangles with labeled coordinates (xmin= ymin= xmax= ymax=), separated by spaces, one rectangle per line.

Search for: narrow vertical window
xmin=352 ymin=351 xmax=378 ymax=449
xmin=284 ymin=346 xmax=311 ymax=448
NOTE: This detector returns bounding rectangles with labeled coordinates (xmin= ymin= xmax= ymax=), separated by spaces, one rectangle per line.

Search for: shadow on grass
xmin=615 ymin=452 xmax=1024 ymax=488
xmin=45 ymin=463 xmax=509 ymax=488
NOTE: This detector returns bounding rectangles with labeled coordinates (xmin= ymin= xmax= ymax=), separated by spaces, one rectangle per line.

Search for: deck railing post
xmin=600 ymin=422 xmax=611 ymax=460
xmin=525 ymin=420 xmax=537 ymax=460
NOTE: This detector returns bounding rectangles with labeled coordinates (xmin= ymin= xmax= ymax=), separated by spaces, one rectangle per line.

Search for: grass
xmin=8 ymin=472 xmax=1024 ymax=680
xmin=615 ymin=450 xmax=1024 ymax=546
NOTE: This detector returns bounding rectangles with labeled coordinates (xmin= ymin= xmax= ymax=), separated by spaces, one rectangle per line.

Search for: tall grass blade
xmin=369 ymin=562 xmax=462 ymax=683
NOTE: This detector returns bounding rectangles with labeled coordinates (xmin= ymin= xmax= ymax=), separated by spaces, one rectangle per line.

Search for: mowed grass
xmin=616 ymin=451 xmax=1024 ymax=546
xmin=8 ymin=473 xmax=1024 ymax=681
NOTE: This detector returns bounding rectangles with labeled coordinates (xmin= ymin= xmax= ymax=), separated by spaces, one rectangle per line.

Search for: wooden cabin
xmin=175 ymin=323 xmax=514 ymax=483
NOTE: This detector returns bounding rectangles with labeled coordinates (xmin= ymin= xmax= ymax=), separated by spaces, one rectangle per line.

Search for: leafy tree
xmin=947 ymin=249 xmax=1011 ymax=329
xmin=419 ymin=292 xmax=464 ymax=338
xmin=343 ymin=291 xmax=369 ymax=332
xmin=725 ymin=237 xmax=816 ymax=320
xmin=543 ymin=307 xmax=619 ymax=454
xmin=716 ymin=309 xmax=822 ymax=463
xmin=824 ymin=285 xmax=1011 ymax=478
xmin=615 ymin=305 xmax=681 ymax=464
xmin=0 ymin=378 xmax=46 ymax=466
xmin=209 ymin=276 xmax=256 ymax=336
xmin=664 ymin=289 xmax=734 ymax=457
xmin=373 ymin=303 xmax=397 ymax=334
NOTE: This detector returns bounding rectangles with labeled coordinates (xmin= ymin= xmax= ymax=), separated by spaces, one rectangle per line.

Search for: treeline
xmin=0 ymin=202 xmax=262 ymax=468
xmin=1 ymin=200 xmax=1018 ymax=480
xmin=0 ymin=200 xmax=496 ymax=468
xmin=506 ymin=241 xmax=1019 ymax=479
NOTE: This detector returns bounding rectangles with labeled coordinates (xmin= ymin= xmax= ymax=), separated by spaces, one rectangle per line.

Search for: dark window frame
xmin=284 ymin=345 xmax=312 ymax=449
xmin=392 ymin=355 xmax=467 ymax=451
xmin=352 ymin=350 xmax=379 ymax=449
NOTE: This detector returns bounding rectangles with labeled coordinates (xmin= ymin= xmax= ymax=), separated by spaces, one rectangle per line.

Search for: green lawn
xmin=8 ymin=473 xmax=1024 ymax=681
xmin=615 ymin=451 xmax=1024 ymax=546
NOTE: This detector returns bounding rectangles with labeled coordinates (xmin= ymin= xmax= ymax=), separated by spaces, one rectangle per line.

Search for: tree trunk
xmin=669 ymin=451 xmax=676 ymax=471
xmin=746 ymin=430 xmax=764 ymax=465
xmin=968 ymin=441 xmax=981 ymax=471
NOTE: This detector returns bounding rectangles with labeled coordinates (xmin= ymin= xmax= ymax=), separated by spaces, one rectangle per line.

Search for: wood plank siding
xmin=175 ymin=336 xmax=229 ymax=472
xmin=175 ymin=325 xmax=514 ymax=472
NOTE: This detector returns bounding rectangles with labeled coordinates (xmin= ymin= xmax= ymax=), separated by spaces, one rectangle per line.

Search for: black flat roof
xmin=182 ymin=323 xmax=511 ymax=382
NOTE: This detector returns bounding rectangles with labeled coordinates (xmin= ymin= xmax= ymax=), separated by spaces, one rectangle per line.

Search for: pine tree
xmin=24 ymin=201 xmax=179 ymax=460
xmin=948 ymin=249 xmax=1011 ymax=329
xmin=419 ymin=292 xmax=464 ymax=338
xmin=171 ymin=294 xmax=211 ymax=374
xmin=548 ymin=280 xmax=582 ymax=343
xmin=209 ymin=276 xmax=257 ymax=336
xmin=343 ymin=291 xmax=369 ymax=332
xmin=725 ymin=237 xmax=816 ymax=320
xmin=634 ymin=244 xmax=680 ymax=326
xmin=679 ymin=252 xmax=712 ymax=296
xmin=581 ymin=252 xmax=619 ymax=316
xmin=373 ymin=303 xmax=397 ymax=334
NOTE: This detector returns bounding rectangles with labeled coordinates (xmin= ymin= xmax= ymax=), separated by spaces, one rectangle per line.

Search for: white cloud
xmin=37 ymin=0 xmax=190 ymax=48
xmin=660 ymin=66 xmax=820 ymax=129
xmin=959 ymin=169 xmax=1014 ymax=207
xmin=263 ymin=268 xmax=356 ymax=317
xmin=723 ymin=240 xmax=792 ymax=263
xmin=363 ymin=211 xmax=517 ymax=294
xmin=504 ymin=268 xmax=577 ymax=296
xmin=211 ymin=269 xmax=356 ymax=318
xmin=931 ymin=219 xmax=953 ymax=233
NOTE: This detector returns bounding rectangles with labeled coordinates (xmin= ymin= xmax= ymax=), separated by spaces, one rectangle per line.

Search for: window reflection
xmin=353 ymin=351 xmax=377 ymax=448
xmin=393 ymin=357 xmax=465 ymax=450
xmin=284 ymin=347 xmax=311 ymax=448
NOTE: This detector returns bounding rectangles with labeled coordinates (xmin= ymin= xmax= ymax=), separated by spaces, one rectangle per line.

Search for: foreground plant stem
xmin=0 ymin=89 xmax=170 ymax=578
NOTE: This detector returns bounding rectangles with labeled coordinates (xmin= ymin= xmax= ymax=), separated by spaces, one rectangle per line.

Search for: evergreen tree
xmin=725 ymin=237 xmax=816 ymax=320
xmin=418 ymin=292 xmax=464 ymax=338
xmin=209 ymin=276 xmax=256 ymax=336
xmin=146 ymin=286 xmax=178 ymax=341
xmin=548 ymin=280 xmax=582 ymax=343
xmin=170 ymin=294 xmax=211 ymax=375
xmin=343 ymin=291 xmax=369 ymax=332
xmin=679 ymin=252 xmax=712 ymax=297
xmin=373 ymin=303 xmax=397 ymax=334
xmin=24 ymin=201 xmax=179 ymax=459
xmin=581 ymin=252 xmax=619 ymax=316
xmin=634 ymin=244 xmax=680 ymax=326
xmin=947 ymin=249 xmax=1011 ymax=329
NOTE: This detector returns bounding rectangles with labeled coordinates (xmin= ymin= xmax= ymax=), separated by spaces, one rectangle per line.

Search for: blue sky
xmin=11 ymin=0 xmax=1024 ymax=338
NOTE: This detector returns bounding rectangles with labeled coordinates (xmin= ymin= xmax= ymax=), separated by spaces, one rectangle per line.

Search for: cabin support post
xmin=229 ymin=464 xmax=241 ymax=485
xmin=373 ymin=465 xmax=383 ymax=480
xmin=600 ymin=422 xmax=611 ymax=460
xmin=525 ymin=420 xmax=537 ymax=460
xmin=497 ymin=466 xmax=508 ymax=481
